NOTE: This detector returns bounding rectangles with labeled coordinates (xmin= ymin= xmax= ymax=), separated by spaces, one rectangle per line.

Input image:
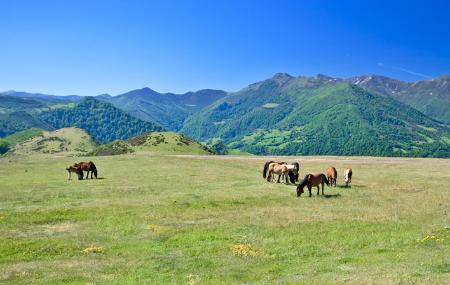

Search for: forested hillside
xmin=37 ymin=97 xmax=163 ymax=143
xmin=103 ymin=88 xmax=226 ymax=130
xmin=182 ymin=74 xmax=450 ymax=157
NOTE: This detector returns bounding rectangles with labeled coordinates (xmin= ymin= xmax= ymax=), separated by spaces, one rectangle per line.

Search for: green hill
xmin=89 ymin=131 xmax=212 ymax=156
xmin=349 ymin=74 xmax=450 ymax=123
xmin=104 ymin=88 xmax=226 ymax=130
xmin=181 ymin=74 xmax=450 ymax=157
xmin=37 ymin=97 xmax=163 ymax=144
xmin=10 ymin=127 xmax=97 ymax=155
xmin=0 ymin=128 xmax=44 ymax=147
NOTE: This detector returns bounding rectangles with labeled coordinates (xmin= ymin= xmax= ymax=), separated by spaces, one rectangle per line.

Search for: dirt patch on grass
xmin=42 ymin=222 xmax=76 ymax=234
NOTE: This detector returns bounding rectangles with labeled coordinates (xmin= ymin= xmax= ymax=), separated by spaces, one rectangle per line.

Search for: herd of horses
xmin=65 ymin=160 xmax=353 ymax=198
xmin=263 ymin=161 xmax=352 ymax=197
xmin=66 ymin=161 xmax=98 ymax=180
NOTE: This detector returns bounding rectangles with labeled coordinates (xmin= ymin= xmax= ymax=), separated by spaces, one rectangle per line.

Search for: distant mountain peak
xmin=271 ymin=72 xmax=292 ymax=81
xmin=433 ymin=74 xmax=450 ymax=81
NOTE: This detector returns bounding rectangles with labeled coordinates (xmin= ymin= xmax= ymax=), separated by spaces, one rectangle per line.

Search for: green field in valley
xmin=0 ymin=153 xmax=449 ymax=284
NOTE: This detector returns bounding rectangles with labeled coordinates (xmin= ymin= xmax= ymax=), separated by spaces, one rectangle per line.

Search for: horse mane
xmin=262 ymin=161 xmax=274 ymax=178
xmin=298 ymin=174 xmax=310 ymax=188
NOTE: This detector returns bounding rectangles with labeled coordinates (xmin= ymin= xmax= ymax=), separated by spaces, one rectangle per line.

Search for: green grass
xmin=0 ymin=154 xmax=449 ymax=284
xmin=0 ymin=128 xmax=43 ymax=147
xmin=262 ymin=103 xmax=279 ymax=109
xmin=11 ymin=127 xmax=96 ymax=155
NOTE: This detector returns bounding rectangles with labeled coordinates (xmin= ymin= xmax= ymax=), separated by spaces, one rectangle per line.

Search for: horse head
xmin=296 ymin=184 xmax=304 ymax=197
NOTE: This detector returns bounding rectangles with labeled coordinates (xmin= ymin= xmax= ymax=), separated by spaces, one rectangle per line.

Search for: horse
xmin=66 ymin=165 xmax=83 ymax=180
xmin=296 ymin=173 xmax=329 ymax=197
xmin=263 ymin=161 xmax=296 ymax=184
xmin=344 ymin=168 xmax=352 ymax=187
xmin=74 ymin=161 xmax=98 ymax=179
xmin=262 ymin=161 xmax=299 ymax=183
xmin=326 ymin=166 xmax=337 ymax=187
xmin=283 ymin=162 xmax=300 ymax=182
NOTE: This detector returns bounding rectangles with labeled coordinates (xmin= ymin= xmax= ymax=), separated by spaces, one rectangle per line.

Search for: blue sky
xmin=1 ymin=0 xmax=449 ymax=95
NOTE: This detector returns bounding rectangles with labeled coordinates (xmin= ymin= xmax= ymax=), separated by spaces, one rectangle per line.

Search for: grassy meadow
xmin=0 ymin=153 xmax=449 ymax=284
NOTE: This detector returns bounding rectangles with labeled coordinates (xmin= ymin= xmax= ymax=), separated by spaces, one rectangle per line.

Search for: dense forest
xmin=37 ymin=97 xmax=162 ymax=143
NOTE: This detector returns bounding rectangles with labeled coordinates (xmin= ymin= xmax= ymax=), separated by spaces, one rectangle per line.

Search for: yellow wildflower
xmin=230 ymin=244 xmax=258 ymax=257
xmin=82 ymin=246 xmax=103 ymax=254
xmin=147 ymin=224 xmax=162 ymax=234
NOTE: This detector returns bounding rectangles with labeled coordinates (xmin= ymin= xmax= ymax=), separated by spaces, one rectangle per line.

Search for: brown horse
xmin=74 ymin=161 xmax=98 ymax=179
xmin=296 ymin=173 xmax=329 ymax=197
xmin=262 ymin=161 xmax=296 ymax=184
xmin=326 ymin=166 xmax=337 ymax=187
xmin=344 ymin=168 xmax=352 ymax=187
xmin=66 ymin=165 xmax=83 ymax=180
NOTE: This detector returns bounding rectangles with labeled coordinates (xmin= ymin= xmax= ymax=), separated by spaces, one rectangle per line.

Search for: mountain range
xmin=1 ymin=73 xmax=449 ymax=157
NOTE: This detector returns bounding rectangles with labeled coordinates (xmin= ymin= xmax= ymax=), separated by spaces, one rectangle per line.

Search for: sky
xmin=0 ymin=0 xmax=449 ymax=96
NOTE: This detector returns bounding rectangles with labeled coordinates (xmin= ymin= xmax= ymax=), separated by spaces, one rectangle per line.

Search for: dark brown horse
xmin=326 ymin=166 xmax=337 ymax=187
xmin=74 ymin=161 xmax=98 ymax=179
xmin=296 ymin=173 xmax=329 ymax=197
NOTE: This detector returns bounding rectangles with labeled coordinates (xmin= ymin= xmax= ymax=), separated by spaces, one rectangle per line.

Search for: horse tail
xmin=89 ymin=161 xmax=98 ymax=178
xmin=263 ymin=161 xmax=273 ymax=178
xmin=293 ymin=162 xmax=300 ymax=170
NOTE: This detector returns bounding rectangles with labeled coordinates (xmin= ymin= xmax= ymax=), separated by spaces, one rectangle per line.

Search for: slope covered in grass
xmin=11 ymin=127 xmax=97 ymax=155
xmin=90 ymin=131 xmax=212 ymax=156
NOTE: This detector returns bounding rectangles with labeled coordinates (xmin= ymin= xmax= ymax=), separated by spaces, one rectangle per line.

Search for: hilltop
xmin=10 ymin=127 xmax=96 ymax=155
xmin=181 ymin=74 xmax=450 ymax=157
xmin=90 ymin=131 xmax=212 ymax=156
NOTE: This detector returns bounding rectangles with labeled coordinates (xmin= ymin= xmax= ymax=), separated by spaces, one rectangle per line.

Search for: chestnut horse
xmin=296 ymin=173 xmax=329 ymax=197
xmin=66 ymin=165 xmax=83 ymax=180
xmin=74 ymin=161 xmax=98 ymax=179
xmin=326 ymin=166 xmax=337 ymax=187
xmin=344 ymin=168 xmax=352 ymax=187
xmin=262 ymin=161 xmax=296 ymax=184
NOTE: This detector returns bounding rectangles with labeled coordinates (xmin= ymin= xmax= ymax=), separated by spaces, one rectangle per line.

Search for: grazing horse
xmin=326 ymin=166 xmax=337 ymax=187
xmin=296 ymin=173 xmax=329 ymax=197
xmin=74 ymin=161 xmax=98 ymax=179
xmin=66 ymin=165 xmax=83 ymax=180
xmin=344 ymin=168 xmax=352 ymax=187
xmin=263 ymin=161 xmax=296 ymax=184
xmin=283 ymin=162 xmax=300 ymax=182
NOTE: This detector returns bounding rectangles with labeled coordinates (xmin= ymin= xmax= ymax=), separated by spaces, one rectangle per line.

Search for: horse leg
xmin=317 ymin=186 xmax=320 ymax=196
xmin=267 ymin=170 xmax=271 ymax=182
xmin=68 ymin=171 xmax=71 ymax=181
xmin=322 ymin=183 xmax=325 ymax=195
xmin=86 ymin=170 xmax=90 ymax=179
xmin=308 ymin=186 xmax=312 ymax=197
